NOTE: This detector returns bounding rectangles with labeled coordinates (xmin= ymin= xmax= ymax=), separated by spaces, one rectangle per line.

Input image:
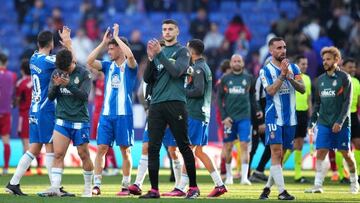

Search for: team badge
xmin=242 ymin=79 xmax=247 ymax=86
xmin=321 ymin=82 xmax=324 ymax=86
xmin=196 ymin=69 xmax=201 ymax=74
xmin=270 ymin=131 xmax=275 ymax=139
xmin=111 ymin=74 xmax=121 ymax=88
xmin=229 ymin=80 xmax=233 ymax=85
xmin=332 ymin=80 xmax=337 ymax=86
xmin=74 ymin=76 xmax=79 ymax=84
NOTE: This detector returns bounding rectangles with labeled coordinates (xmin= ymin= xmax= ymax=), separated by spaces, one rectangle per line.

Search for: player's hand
xmin=280 ymin=59 xmax=289 ymax=76
xmin=332 ymin=123 xmax=342 ymax=133
xmin=147 ymin=41 xmax=155 ymax=59
xmin=113 ymin=23 xmax=119 ymax=38
xmin=149 ymin=39 xmax=161 ymax=55
xmin=256 ymin=111 xmax=263 ymax=119
xmin=59 ymin=26 xmax=72 ymax=48
xmin=52 ymin=75 xmax=63 ymax=86
xmin=258 ymin=124 xmax=265 ymax=134
xmin=222 ymin=117 xmax=233 ymax=129
xmin=102 ymin=27 xmax=111 ymax=45
xmin=59 ymin=77 xmax=70 ymax=86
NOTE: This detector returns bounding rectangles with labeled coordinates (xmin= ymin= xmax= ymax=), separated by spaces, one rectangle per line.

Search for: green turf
xmin=0 ymin=168 xmax=358 ymax=203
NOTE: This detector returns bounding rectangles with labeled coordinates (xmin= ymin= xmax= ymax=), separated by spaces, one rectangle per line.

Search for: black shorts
xmin=295 ymin=110 xmax=308 ymax=139
xmin=351 ymin=112 xmax=360 ymax=139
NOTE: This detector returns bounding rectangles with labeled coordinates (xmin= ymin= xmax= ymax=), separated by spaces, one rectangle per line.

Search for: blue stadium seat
xmin=220 ymin=1 xmax=239 ymax=12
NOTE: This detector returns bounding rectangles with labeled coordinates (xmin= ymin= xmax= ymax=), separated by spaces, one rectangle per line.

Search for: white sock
xmin=172 ymin=159 xmax=182 ymax=188
xmin=122 ymin=176 xmax=131 ymax=188
xmin=350 ymin=172 xmax=358 ymax=183
xmin=134 ymin=154 xmax=148 ymax=187
xmin=314 ymin=160 xmax=326 ymax=187
xmin=176 ymin=173 xmax=189 ymax=192
xmin=225 ymin=163 xmax=232 ymax=178
xmin=83 ymin=170 xmax=93 ymax=189
xmin=241 ymin=163 xmax=249 ymax=182
xmin=270 ymin=165 xmax=285 ymax=193
xmin=51 ymin=168 xmax=63 ymax=189
xmin=265 ymin=172 xmax=273 ymax=188
xmin=93 ymin=174 xmax=102 ymax=187
xmin=45 ymin=153 xmax=54 ymax=184
xmin=210 ymin=170 xmax=224 ymax=186
xmin=10 ymin=151 xmax=34 ymax=185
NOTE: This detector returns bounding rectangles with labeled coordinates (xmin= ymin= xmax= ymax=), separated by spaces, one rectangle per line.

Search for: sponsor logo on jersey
xmin=60 ymin=88 xmax=72 ymax=95
xmin=320 ymin=88 xmax=336 ymax=97
xmin=111 ymin=74 xmax=121 ymax=88
xmin=228 ymin=86 xmax=246 ymax=94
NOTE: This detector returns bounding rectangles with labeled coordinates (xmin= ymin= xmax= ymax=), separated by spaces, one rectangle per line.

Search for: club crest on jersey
xmin=332 ymin=80 xmax=337 ymax=86
xmin=157 ymin=64 xmax=164 ymax=71
xmin=196 ymin=69 xmax=201 ymax=74
xmin=321 ymin=82 xmax=324 ymax=86
xmin=74 ymin=76 xmax=79 ymax=84
xmin=111 ymin=74 xmax=121 ymax=88
xmin=242 ymin=79 xmax=247 ymax=86
xmin=229 ymin=80 xmax=233 ymax=85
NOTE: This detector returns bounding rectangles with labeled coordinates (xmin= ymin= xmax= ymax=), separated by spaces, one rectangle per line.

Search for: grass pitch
xmin=0 ymin=168 xmax=358 ymax=203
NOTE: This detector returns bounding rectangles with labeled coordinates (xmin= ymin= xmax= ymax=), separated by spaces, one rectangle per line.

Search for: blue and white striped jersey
xmin=101 ymin=60 xmax=137 ymax=116
xmin=259 ymin=62 xmax=301 ymax=126
xmin=29 ymin=52 xmax=56 ymax=113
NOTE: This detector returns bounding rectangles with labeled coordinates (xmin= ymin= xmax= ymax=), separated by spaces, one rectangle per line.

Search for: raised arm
xmin=112 ymin=23 xmax=137 ymax=68
xmin=87 ymin=28 xmax=111 ymax=71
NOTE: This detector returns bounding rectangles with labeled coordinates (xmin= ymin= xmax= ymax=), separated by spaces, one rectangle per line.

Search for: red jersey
xmin=16 ymin=76 xmax=32 ymax=112
xmin=0 ymin=67 xmax=16 ymax=114
xmin=94 ymin=78 xmax=104 ymax=114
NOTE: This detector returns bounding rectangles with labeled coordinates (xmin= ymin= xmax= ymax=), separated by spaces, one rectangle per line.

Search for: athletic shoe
xmin=252 ymin=170 xmax=268 ymax=182
xmin=82 ymin=188 xmax=92 ymax=197
xmin=340 ymin=177 xmax=350 ymax=184
xmin=5 ymin=183 xmax=27 ymax=196
xmin=161 ymin=188 xmax=186 ymax=196
xmin=37 ymin=187 xmax=63 ymax=197
xmin=128 ymin=184 xmax=142 ymax=195
xmin=350 ymin=181 xmax=359 ymax=194
xmin=92 ymin=186 xmax=101 ymax=196
xmin=207 ymin=185 xmax=227 ymax=197
xmin=259 ymin=187 xmax=270 ymax=200
xmin=139 ymin=189 xmax=160 ymax=199
xmin=36 ymin=167 xmax=43 ymax=175
xmin=331 ymin=173 xmax=339 ymax=182
xmin=116 ymin=188 xmax=130 ymax=196
xmin=294 ymin=176 xmax=309 ymax=183
xmin=224 ymin=176 xmax=233 ymax=185
xmin=240 ymin=179 xmax=252 ymax=185
xmin=185 ymin=187 xmax=200 ymax=199
xmin=59 ymin=186 xmax=75 ymax=197
xmin=278 ymin=190 xmax=295 ymax=200
xmin=304 ymin=185 xmax=323 ymax=193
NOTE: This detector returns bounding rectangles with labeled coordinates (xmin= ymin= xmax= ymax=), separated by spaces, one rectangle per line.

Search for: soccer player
xmin=282 ymin=55 xmax=312 ymax=183
xmin=139 ymin=19 xmax=199 ymax=199
xmin=218 ymin=54 xmax=262 ymax=185
xmin=342 ymin=58 xmax=360 ymax=184
xmin=87 ymin=23 xmax=137 ymax=196
xmin=39 ymin=47 xmax=94 ymax=197
xmin=15 ymin=59 xmax=43 ymax=176
xmin=305 ymin=46 xmax=359 ymax=194
xmin=0 ymin=53 xmax=16 ymax=176
xmin=6 ymin=29 xmax=71 ymax=196
xmin=259 ymin=37 xmax=305 ymax=200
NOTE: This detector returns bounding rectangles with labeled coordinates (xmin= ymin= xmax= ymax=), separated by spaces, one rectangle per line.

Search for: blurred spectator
xmin=14 ymin=0 xmax=34 ymax=26
xmin=349 ymin=18 xmax=360 ymax=59
xmin=259 ymin=33 xmax=275 ymax=65
xmin=302 ymin=17 xmax=321 ymax=41
xmin=189 ymin=7 xmax=210 ymax=40
xmin=234 ymin=31 xmax=249 ymax=58
xmin=326 ymin=8 xmax=348 ymax=49
xmin=203 ymin=22 xmax=224 ymax=51
xmin=48 ymin=7 xmax=64 ymax=49
xmin=81 ymin=0 xmax=100 ymax=40
xmin=274 ymin=11 xmax=290 ymax=37
xmin=176 ymin=0 xmax=192 ymax=13
xmin=22 ymin=0 xmax=49 ymax=41
xmin=247 ymin=51 xmax=261 ymax=77
xmin=225 ymin=15 xmax=251 ymax=44
xmin=312 ymin=27 xmax=334 ymax=69
xmin=299 ymin=41 xmax=318 ymax=79
xmin=20 ymin=38 xmax=36 ymax=60
xmin=129 ymin=29 xmax=146 ymax=64
xmin=72 ymin=28 xmax=94 ymax=66
xmin=126 ymin=0 xmax=144 ymax=14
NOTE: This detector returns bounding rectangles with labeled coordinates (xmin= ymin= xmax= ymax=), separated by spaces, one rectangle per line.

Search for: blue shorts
xmin=97 ymin=115 xmax=134 ymax=147
xmin=265 ymin=124 xmax=295 ymax=149
xmin=316 ymin=124 xmax=351 ymax=150
xmin=54 ymin=119 xmax=90 ymax=146
xmin=223 ymin=119 xmax=252 ymax=143
xmin=29 ymin=110 xmax=55 ymax=144
xmin=162 ymin=128 xmax=177 ymax=147
xmin=188 ymin=117 xmax=208 ymax=146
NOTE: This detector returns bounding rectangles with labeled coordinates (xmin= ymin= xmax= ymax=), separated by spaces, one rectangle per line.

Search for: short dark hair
xmin=0 ymin=52 xmax=8 ymax=65
xmin=21 ymin=58 xmax=30 ymax=75
xmin=55 ymin=49 xmax=73 ymax=71
xmin=220 ymin=59 xmax=231 ymax=73
xmin=343 ymin=58 xmax=356 ymax=66
xmin=162 ymin=19 xmax=178 ymax=27
xmin=294 ymin=55 xmax=306 ymax=64
xmin=268 ymin=37 xmax=284 ymax=47
xmin=37 ymin=31 xmax=53 ymax=48
xmin=108 ymin=37 xmax=130 ymax=47
xmin=188 ymin=39 xmax=204 ymax=55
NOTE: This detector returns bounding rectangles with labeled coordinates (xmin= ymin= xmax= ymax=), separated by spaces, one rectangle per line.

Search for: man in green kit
xmin=139 ymin=19 xmax=199 ymax=199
